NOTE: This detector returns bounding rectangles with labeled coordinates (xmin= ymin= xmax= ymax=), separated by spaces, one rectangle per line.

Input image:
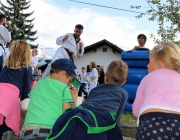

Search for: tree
xmin=0 ymin=0 xmax=38 ymax=47
xmin=131 ymin=0 xmax=180 ymax=45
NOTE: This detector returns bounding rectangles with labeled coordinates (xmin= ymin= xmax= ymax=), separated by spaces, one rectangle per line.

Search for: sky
xmin=1 ymin=0 xmax=160 ymax=50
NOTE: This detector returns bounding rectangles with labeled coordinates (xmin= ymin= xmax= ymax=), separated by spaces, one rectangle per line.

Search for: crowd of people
xmin=76 ymin=63 xmax=105 ymax=100
xmin=0 ymin=12 xmax=180 ymax=140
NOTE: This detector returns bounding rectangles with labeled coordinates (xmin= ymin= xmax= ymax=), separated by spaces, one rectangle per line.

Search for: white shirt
xmin=0 ymin=25 xmax=11 ymax=56
xmin=0 ymin=25 xmax=11 ymax=45
xmin=88 ymin=68 xmax=98 ymax=92
xmin=56 ymin=33 xmax=84 ymax=59
xmin=3 ymin=48 xmax=10 ymax=62
xmin=80 ymin=73 xmax=88 ymax=83
xmin=42 ymin=33 xmax=85 ymax=78
xmin=88 ymin=68 xmax=98 ymax=85
xmin=0 ymin=46 xmax=4 ymax=56
xmin=31 ymin=56 xmax=38 ymax=67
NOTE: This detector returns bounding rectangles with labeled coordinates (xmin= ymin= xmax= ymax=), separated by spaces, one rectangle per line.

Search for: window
xmin=103 ymin=48 xmax=107 ymax=52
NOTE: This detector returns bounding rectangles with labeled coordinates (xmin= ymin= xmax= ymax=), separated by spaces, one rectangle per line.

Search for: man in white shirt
xmin=42 ymin=24 xmax=85 ymax=78
xmin=133 ymin=34 xmax=147 ymax=50
xmin=0 ymin=13 xmax=11 ymax=72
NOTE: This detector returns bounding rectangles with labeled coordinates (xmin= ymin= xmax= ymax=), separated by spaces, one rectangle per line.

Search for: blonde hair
xmin=90 ymin=61 xmax=97 ymax=68
xmin=106 ymin=60 xmax=128 ymax=85
xmin=6 ymin=40 xmax=31 ymax=69
xmin=152 ymin=42 xmax=180 ymax=72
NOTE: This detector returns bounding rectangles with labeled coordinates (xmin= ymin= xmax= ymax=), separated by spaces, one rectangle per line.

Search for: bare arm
xmin=62 ymin=87 xmax=78 ymax=112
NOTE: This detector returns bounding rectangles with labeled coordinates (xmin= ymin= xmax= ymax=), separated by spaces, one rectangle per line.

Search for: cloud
xmin=1 ymin=0 xmax=156 ymax=50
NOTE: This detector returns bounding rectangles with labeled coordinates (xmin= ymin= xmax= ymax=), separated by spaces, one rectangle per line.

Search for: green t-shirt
xmin=23 ymin=78 xmax=73 ymax=129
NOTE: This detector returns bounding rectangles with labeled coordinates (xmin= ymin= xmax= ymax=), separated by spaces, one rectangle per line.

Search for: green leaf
xmin=131 ymin=0 xmax=180 ymax=45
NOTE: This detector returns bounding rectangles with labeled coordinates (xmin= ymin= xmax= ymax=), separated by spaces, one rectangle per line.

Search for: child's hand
xmin=70 ymin=87 xmax=78 ymax=106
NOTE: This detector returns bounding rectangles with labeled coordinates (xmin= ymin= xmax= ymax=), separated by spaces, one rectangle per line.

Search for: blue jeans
xmin=78 ymin=83 xmax=88 ymax=98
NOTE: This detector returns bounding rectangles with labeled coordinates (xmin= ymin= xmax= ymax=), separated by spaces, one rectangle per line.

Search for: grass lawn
xmin=120 ymin=113 xmax=137 ymax=125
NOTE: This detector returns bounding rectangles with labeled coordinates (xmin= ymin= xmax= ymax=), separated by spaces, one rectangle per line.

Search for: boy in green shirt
xmin=22 ymin=58 xmax=81 ymax=140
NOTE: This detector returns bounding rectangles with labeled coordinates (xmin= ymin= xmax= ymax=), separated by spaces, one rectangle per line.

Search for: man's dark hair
xmin=137 ymin=34 xmax=147 ymax=41
xmin=0 ymin=13 xmax=6 ymax=22
xmin=75 ymin=24 xmax=83 ymax=30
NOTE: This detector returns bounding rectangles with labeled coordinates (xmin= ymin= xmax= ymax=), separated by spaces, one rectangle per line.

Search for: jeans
xmin=78 ymin=83 xmax=88 ymax=99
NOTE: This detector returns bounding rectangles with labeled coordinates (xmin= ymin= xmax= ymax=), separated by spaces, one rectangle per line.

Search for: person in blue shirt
xmin=81 ymin=60 xmax=128 ymax=124
xmin=47 ymin=60 xmax=128 ymax=140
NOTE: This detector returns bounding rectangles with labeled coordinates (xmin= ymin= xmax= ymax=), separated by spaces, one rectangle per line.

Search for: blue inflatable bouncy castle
xmin=121 ymin=48 xmax=150 ymax=111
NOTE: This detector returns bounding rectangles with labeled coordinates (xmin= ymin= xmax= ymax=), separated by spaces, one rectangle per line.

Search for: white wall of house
xmin=74 ymin=45 xmax=121 ymax=73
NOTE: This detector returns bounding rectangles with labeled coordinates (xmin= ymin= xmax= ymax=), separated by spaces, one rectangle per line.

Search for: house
xmin=74 ymin=39 xmax=124 ymax=73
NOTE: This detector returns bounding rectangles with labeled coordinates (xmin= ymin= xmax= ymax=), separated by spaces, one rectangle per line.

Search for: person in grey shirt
xmin=0 ymin=13 xmax=11 ymax=72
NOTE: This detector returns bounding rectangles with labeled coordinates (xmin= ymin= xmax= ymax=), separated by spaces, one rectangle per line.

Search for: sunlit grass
xmin=120 ymin=113 xmax=137 ymax=125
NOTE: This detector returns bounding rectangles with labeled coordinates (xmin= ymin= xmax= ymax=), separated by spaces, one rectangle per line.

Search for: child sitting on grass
xmin=47 ymin=60 xmax=128 ymax=140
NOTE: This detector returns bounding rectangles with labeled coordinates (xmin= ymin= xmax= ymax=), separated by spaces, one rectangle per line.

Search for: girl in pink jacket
xmin=0 ymin=41 xmax=32 ymax=138
xmin=133 ymin=42 xmax=180 ymax=140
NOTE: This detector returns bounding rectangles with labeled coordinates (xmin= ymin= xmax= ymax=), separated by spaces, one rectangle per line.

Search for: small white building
xmin=74 ymin=39 xmax=123 ymax=73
